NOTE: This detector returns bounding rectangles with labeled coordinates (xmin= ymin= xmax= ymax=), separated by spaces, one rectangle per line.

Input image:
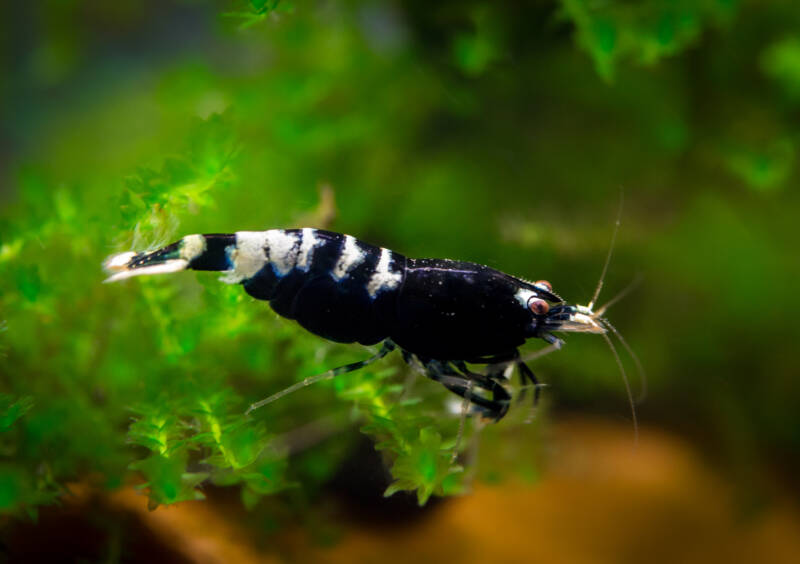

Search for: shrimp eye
xmin=535 ymin=280 xmax=552 ymax=292
xmin=528 ymin=297 xmax=550 ymax=315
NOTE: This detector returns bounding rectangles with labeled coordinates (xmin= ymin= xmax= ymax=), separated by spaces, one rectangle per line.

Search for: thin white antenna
xmin=601 ymin=331 xmax=638 ymax=446
xmin=588 ymin=194 xmax=624 ymax=311
xmin=594 ymin=273 xmax=643 ymax=318
xmin=602 ymin=318 xmax=648 ymax=405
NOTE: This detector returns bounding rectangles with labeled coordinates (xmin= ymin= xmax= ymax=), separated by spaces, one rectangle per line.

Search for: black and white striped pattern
xmin=222 ymin=229 xmax=404 ymax=298
xmin=102 ymin=224 xmax=576 ymax=422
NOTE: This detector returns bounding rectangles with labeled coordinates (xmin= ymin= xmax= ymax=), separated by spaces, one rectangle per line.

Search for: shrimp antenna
xmin=601 ymin=330 xmax=638 ymax=446
xmin=594 ymin=273 xmax=643 ymax=318
xmin=588 ymin=194 xmax=624 ymax=311
xmin=601 ymin=317 xmax=648 ymax=405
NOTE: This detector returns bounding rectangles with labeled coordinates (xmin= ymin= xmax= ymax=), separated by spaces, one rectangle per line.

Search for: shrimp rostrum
xmin=105 ymin=228 xmax=634 ymax=425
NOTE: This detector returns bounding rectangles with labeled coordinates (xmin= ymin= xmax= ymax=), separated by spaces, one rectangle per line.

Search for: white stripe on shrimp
xmin=297 ymin=228 xmax=320 ymax=271
xmin=367 ymin=248 xmax=402 ymax=297
xmin=265 ymin=230 xmax=300 ymax=276
xmin=514 ymin=287 xmax=537 ymax=308
xmin=332 ymin=235 xmax=365 ymax=280
xmin=180 ymin=234 xmax=206 ymax=262
xmin=221 ymin=231 xmax=269 ymax=284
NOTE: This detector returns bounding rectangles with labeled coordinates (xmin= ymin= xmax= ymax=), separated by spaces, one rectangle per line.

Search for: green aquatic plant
xmin=223 ymin=0 xmax=293 ymax=29
xmin=118 ymin=115 xmax=238 ymax=250
xmin=0 ymin=112 xmax=498 ymax=515
xmin=4 ymin=0 xmax=800 ymax=527
xmin=560 ymin=0 xmax=738 ymax=80
xmin=723 ymin=138 xmax=795 ymax=192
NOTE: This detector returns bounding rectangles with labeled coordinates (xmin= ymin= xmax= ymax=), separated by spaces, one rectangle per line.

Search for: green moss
xmin=560 ymin=0 xmax=738 ymax=80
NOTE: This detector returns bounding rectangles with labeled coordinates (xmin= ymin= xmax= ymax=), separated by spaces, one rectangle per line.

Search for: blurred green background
xmin=2 ymin=0 xmax=800 ymax=560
